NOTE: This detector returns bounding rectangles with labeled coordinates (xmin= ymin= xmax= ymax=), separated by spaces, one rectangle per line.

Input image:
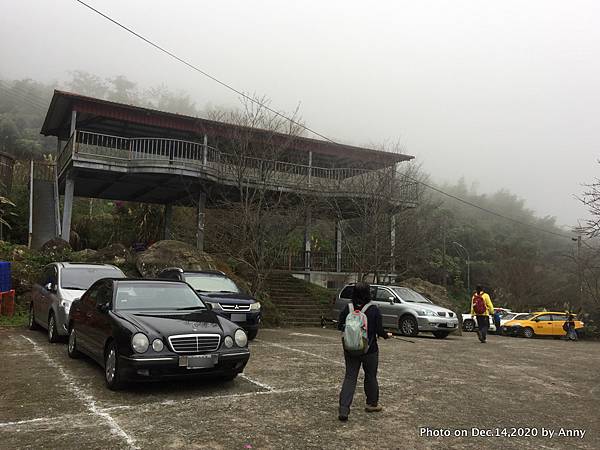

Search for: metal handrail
xmin=59 ymin=130 xmax=418 ymax=201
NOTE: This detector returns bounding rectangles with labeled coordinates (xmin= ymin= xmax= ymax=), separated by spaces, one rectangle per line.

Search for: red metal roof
xmin=41 ymin=90 xmax=413 ymax=164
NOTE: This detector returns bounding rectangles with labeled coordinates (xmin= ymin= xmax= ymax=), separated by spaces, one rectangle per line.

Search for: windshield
xmin=184 ymin=273 xmax=240 ymax=293
xmin=502 ymin=313 xmax=517 ymax=321
xmin=115 ymin=282 xmax=206 ymax=311
xmin=61 ymin=267 xmax=124 ymax=290
xmin=391 ymin=287 xmax=432 ymax=304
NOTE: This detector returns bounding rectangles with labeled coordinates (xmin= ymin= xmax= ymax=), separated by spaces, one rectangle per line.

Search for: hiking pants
xmin=476 ymin=315 xmax=490 ymax=341
xmin=339 ymin=351 xmax=379 ymax=416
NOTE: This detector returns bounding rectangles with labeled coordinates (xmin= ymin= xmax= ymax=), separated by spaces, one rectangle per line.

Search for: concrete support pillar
xmin=196 ymin=192 xmax=206 ymax=251
xmin=164 ymin=204 xmax=173 ymax=240
xmin=335 ymin=219 xmax=343 ymax=273
xmin=307 ymin=151 xmax=313 ymax=188
xmin=390 ymin=213 xmax=397 ymax=273
xmin=61 ymin=173 xmax=75 ymax=242
xmin=70 ymin=110 xmax=77 ymax=138
xmin=304 ymin=207 xmax=312 ymax=271
xmin=202 ymin=134 xmax=208 ymax=166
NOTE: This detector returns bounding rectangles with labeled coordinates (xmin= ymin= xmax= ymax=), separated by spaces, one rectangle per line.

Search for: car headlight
xmin=152 ymin=338 xmax=164 ymax=352
xmin=234 ymin=329 xmax=248 ymax=347
xmin=132 ymin=333 xmax=149 ymax=353
xmin=419 ymin=309 xmax=437 ymax=317
xmin=250 ymin=302 xmax=261 ymax=311
xmin=207 ymin=301 xmax=220 ymax=309
xmin=224 ymin=336 xmax=234 ymax=348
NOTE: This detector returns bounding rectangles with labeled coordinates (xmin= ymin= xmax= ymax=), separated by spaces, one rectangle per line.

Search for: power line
xmin=0 ymin=85 xmax=49 ymax=113
xmin=74 ymin=0 xmax=575 ymax=241
xmin=0 ymin=81 xmax=50 ymax=111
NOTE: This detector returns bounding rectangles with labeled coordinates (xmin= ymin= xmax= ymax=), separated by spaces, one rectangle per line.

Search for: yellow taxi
xmin=501 ymin=312 xmax=584 ymax=338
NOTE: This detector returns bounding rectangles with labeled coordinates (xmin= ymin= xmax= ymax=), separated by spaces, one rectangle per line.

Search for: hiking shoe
xmin=365 ymin=405 xmax=383 ymax=412
xmin=338 ymin=414 xmax=348 ymax=422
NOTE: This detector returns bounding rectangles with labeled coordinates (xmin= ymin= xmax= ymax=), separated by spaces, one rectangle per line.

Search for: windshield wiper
xmin=176 ymin=306 xmax=207 ymax=310
xmin=215 ymin=290 xmax=237 ymax=293
xmin=61 ymin=286 xmax=86 ymax=290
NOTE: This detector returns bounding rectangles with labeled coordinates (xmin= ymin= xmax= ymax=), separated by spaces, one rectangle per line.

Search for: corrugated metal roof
xmin=41 ymin=90 xmax=413 ymax=164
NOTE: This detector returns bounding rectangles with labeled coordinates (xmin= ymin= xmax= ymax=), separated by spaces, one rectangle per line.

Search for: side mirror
xmin=205 ymin=302 xmax=213 ymax=311
xmin=97 ymin=303 xmax=110 ymax=313
xmin=388 ymin=296 xmax=395 ymax=305
xmin=45 ymin=282 xmax=56 ymax=292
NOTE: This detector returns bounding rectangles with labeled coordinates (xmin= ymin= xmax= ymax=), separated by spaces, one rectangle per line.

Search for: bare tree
xmin=204 ymin=96 xmax=311 ymax=294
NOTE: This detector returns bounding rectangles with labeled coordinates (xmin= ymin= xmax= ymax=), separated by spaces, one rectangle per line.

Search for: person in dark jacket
xmin=337 ymin=282 xmax=391 ymax=421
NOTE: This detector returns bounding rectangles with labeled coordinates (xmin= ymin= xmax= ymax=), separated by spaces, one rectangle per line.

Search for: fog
xmin=1 ymin=0 xmax=599 ymax=227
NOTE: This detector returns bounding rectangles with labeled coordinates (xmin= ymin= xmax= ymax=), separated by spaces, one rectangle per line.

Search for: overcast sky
xmin=1 ymin=0 xmax=599 ymax=228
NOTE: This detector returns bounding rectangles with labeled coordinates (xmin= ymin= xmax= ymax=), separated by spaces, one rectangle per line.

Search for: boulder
xmin=94 ymin=243 xmax=132 ymax=266
xmin=40 ymin=238 xmax=72 ymax=254
xmin=70 ymin=249 xmax=99 ymax=263
xmin=135 ymin=240 xmax=217 ymax=278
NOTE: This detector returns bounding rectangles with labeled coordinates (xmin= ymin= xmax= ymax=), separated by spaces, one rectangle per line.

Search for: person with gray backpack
xmin=337 ymin=282 xmax=392 ymax=421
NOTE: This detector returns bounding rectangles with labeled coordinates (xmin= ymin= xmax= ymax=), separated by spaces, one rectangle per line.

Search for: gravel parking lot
xmin=0 ymin=326 xmax=598 ymax=449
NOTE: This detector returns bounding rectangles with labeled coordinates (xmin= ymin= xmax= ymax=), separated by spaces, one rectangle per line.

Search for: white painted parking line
xmin=253 ymin=339 xmax=398 ymax=383
xmin=254 ymin=339 xmax=345 ymax=366
xmin=0 ymin=414 xmax=82 ymax=428
xmin=239 ymin=373 xmax=275 ymax=391
xmin=289 ymin=332 xmax=324 ymax=338
xmin=20 ymin=336 xmax=139 ymax=450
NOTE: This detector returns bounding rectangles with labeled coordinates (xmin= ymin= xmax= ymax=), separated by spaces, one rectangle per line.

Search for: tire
xmin=399 ymin=316 xmax=419 ymax=337
xmin=247 ymin=329 xmax=258 ymax=341
xmin=463 ymin=319 xmax=475 ymax=332
xmin=433 ymin=331 xmax=450 ymax=339
xmin=104 ymin=341 xmax=125 ymax=390
xmin=222 ymin=371 xmax=239 ymax=381
xmin=28 ymin=303 xmax=39 ymax=330
xmin=522 ymin=327 xmax=535 ymax=339
xmin=47 ymin=312 xmax=59 ymax=343
xmin=67 ymin=326 xmax=82 ymax=359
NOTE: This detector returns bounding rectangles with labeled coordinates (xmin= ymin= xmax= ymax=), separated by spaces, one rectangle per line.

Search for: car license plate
xmin=231 ymin=313 xmax=246 ymax=322
xmin=179 ymin=354 xmax=217 ymax=369
xmin=448 ymin=323 xmax=455 ymax=328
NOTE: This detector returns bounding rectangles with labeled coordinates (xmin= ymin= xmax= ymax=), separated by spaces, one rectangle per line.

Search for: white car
xmin=462 ymin=308 xmax=515 ymax=333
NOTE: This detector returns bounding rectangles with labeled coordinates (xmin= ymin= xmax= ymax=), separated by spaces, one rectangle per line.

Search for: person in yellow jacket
xmin=470 ymin=285 xmax=494 ymax=343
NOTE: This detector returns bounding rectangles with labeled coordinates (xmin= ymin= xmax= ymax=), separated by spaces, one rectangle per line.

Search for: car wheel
xmin=104 ymin=342 xmax=124 ymax=390
xmin=247 ymin=329 xmax=258 ymax=341
xmin=67 ymin=327 xmax=82 ymax=359
xmin=47 ymin=312 xmax=59 ymax=343
xmin=399 ymin=316 xmax=419 ymax=337
xmin=463 ymin=319 xmax=475 ymax=332
xmin=433 ymin=331 xmax=450 ymax=339
xmin=522 ymin=327 xmax=534 ymax=338
xmin=28 ymin=303 xmax=39 ymax=330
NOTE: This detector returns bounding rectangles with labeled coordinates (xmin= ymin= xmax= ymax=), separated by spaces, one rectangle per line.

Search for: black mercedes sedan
xmin=67 ymin=278 xmax=250 ymax=390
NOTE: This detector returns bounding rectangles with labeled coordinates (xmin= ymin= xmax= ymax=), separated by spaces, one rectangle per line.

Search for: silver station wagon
xmin=329 ymin=284 xmax=459 ymax=338
xmin=29 ymin=262 xmax=126 ymax=342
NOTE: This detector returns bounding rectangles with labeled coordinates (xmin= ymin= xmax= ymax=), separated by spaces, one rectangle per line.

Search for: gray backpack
xmin=342 ymin=302 xmax=372 ymax=355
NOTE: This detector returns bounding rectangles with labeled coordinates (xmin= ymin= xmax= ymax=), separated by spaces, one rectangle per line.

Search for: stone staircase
xmin=264 ymin=272 xmax=333 ymax=326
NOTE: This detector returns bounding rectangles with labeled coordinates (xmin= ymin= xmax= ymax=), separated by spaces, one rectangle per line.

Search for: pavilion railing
xmin=57 ymin=130 xmax=419 ymax=202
